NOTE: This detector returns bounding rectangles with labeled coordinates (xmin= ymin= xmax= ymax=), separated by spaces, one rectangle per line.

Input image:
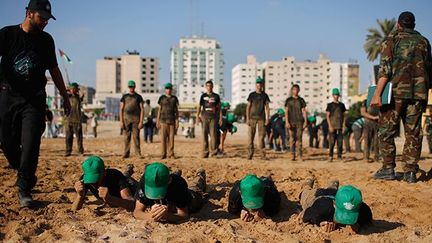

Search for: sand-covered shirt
xmin=247 ymin=91 xmax=270 ymax=120
xmin=158 ymin=95 xmax=179 ymax=124
xmin=285 ymin=96 xmax=306 ymax=124
xmin=121 ymin=93 xmax=143 ymax=122
xmin=326 ymin=102 xmax=346 ymax=130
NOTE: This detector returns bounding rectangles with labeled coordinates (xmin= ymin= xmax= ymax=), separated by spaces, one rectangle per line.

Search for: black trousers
xmin=329 ymin=129 xmax=343 ymax=158
xmin=0 ymin=86 xmax=45 ymax=193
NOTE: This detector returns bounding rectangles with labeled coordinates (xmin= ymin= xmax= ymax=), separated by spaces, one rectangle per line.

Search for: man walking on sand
xmin=371 ymin=12 xmax=432 ymax=184
xmin=196 ymin=80 xmax=222 ymax=158
xmin=246 ymin=77 xmax=270 ymax=160
xmin=156 ymin=83 xmax=179 ymax=159
xmin=120 ymin=80 xmax=144 ymax=159
xmin=0 ymin=0 xmax=71 ymax=207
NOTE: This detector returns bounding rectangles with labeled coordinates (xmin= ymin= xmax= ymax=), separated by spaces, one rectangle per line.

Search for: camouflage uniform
xmin=378 ymin=28 xmax=432 ymax=172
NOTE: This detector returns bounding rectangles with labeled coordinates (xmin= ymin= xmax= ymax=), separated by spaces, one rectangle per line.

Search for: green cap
xmin=308 ymin=116 xmax=316 ymax=123
xmin=144 ymin=162 xmax=170 ymax=199
xmin=240 ymin=174 xmax=265 ymax=209
xmin=227 ymin=113 xmax=235 ymax=123
xmin=256 ymin=76 xmax=264 ymax=84
xmin=335 ymin=185 xmax=363 ymax=225
xmin=332 ymin=88 xmax=340 ymax=96
xmin=231 ymin=125 xmax=238 ymax=133
xmin=82 ymin=156 xmax=105 ymax=184
xmin=221 ymin=101 xmax=231 ymax=110
xmin=277 ymin=108 xmax=285 ymax=115
xmin=164 ymin=83 xmax=173 ymax=89
xmin=69 ymin=82 xmax=79 ymax=88
xmin=128 ymin=80 xmax=136 ymax=87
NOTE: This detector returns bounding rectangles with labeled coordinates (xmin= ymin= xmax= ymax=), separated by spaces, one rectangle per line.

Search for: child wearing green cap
xmin=156 ymin=83 xmax=179 ymax=159
xmin=228 ymin=174 xmax=280 ymax=222
xmin=271 ymin=109 xmax=287 ymax=152
xmin=326 ymin=88 xmax=347 ymax=162
xmin=72 ymin=156 xmax=136 ymax=211
xmin=120 ymin=80 xmax=144 ymax=158
xmin=307 ymin=116 xmax=319 ymax=148
xmin=65 ymin=82 xmax=84 ymax=156
xmin=133 ymin=162 xmax=206 ymax=223
xmin=298 ymin=179 xmax=372 ymax=234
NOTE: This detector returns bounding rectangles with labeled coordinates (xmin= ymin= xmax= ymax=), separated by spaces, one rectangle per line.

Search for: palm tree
xmin=364 ymin=19 xmax=396 ymax=62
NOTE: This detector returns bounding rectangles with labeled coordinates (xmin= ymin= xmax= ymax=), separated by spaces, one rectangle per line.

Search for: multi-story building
xmin=231 ymin=55 xmax=263 ymax=106
xmin=95 ymin=51 xmax=160 ymax=104
xmin=231 ymin=54 xmax=359 ymax=112
xmin=170 ymin=36 xmax=224 ymax=104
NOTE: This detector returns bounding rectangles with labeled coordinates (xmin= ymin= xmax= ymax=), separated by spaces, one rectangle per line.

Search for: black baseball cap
xmin=27 ymin=0 xmax=56 ymax=20
xmin=398 ymin=11 xmax=415 ymax=28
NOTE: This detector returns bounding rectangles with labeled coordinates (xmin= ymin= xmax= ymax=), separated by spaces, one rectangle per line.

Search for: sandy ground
xmin=1 ymin=121 xmax=432 ymax=243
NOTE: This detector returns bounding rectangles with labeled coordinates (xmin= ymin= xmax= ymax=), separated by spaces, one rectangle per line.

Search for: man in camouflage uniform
xmin=65 ymin=82 xmax=84 ymax=156
xmin=371 ymin=12 xmax=432 ymax=183
xmin=120 ymin=80 xmax=144 ymax=159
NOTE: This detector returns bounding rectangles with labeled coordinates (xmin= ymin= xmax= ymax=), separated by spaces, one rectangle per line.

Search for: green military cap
xmin=144 ymin=162 xmax=170 ymax=199
xmin=277 ymin=108 xmax=285 ymax=115
xmin=332 ymin=88 xmax=340 ymax=96
xmin=256 ymin=76 xmax=264 ymax=84
xmin=308 ymin=116 xmax=316 ymax=123
xmin=240 ymin=174 xmax=265 ymax=209
xmin=335 ymin=185 xmax=363 ymax=225
xmin=226 ymin=113 xmax=235 ymax=123
xmin=164 ymin=83 xmax=173 ymax=89
xmin=82 ymin=156 xmax=105 ymax=184
xmin=128 ymin=80 xmax=136 ymax=87
xmin=69 ymin=82 xmax=79 ymax=88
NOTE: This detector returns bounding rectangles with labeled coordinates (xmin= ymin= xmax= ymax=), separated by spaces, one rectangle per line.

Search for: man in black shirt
xmin=71 ymin=156 xmax=135 ymax=211
xmin=0 ymin=0 xmax=71 ymax=207
xmin=197 ymin=80 xmax=222 ymax=158
xmin=133 ymin=162 xmax=206 ymax=223
xmin=299 ymin=179 xmax=372 ymax=234
xmin=228 ymin=174 xmax=280 ymax=221
xmin=246 ymin=77 xmax=270 ymax=160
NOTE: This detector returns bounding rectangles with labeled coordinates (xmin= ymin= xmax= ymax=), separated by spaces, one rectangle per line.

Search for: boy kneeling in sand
xmin=228 ymin=174 xmax=281 ymax=222
xmin=298 ymin=179 xmax=372 ymax=234
xmin=72 ymin=156 xmax=136 ymax=211
xmin=133 ymin=162 xmax=206 ymax=223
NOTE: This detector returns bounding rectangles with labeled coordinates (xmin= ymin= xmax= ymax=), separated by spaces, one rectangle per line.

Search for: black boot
xmin=18 ymin=191 xmax=34 ymax=208
xmin=403 ymin=171 xmax=417 ymax=184
xmin=373 ymin=167 xmax=396 ymax=180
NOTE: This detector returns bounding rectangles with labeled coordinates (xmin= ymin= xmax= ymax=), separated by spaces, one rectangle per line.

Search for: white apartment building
xmin=231 ymin=54 xmax=359 ymax=112
xmin=95 ymin=51 xmax=160 ymax=104
xmin=170 ymin=36 xmax=224 ymax=104
xmin=231 ymin=55 xmax=263 ymax=106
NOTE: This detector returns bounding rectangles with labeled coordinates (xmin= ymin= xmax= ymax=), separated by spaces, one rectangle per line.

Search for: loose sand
xmin=0 ymin=121 xmax=431 ymax=242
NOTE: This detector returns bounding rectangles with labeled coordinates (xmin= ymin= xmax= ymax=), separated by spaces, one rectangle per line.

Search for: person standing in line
xmin=143 ymin=99 xmax=154 ymax=143
xmin=0 ymin=0 xmax=71 ymax=207
xmin=351 ymin=117 xmax=365 ymax=153
xmin=285 ymin=84 xmax=308 ymax=161
xmin=90 ymin=113 xmax=98 ymax=138
xmin=246 ymin=77 xmax=270 ymax=160
xmin=65 ymin=82 xmax=84 ymax=156
xmin=156 ymin=83 xmax=179 ymax=159
xmin=120 ymin=80 xmax=144 ymax=159
xmin=326 ymin=88 xmax=346 ymax=162
xmin=371 ymin=12 xmax=432 ymax=183
xmin=196 ymin=80 xmax=222 ymax=158
xmin=44 ymin=104 xmax=54 ymax=138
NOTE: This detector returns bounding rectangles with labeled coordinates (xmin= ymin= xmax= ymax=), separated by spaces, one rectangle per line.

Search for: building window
xmin=151 ymin=58 xmax=154 ymax=62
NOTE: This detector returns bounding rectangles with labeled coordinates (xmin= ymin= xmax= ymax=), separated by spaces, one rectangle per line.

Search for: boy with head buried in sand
xmin=72 ymin=156 xmax=136 ymax=211
xmin=298 ymin=179 xmax=372 ymax=234
xmin=228 ymin=174 xmax=281 ymax=222
xmin=133 ymin=162 xmax=206 ymax=223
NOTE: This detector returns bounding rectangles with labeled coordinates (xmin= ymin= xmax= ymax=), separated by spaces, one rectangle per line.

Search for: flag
xmin=59 ymin=49 xmax=73 ymax=64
